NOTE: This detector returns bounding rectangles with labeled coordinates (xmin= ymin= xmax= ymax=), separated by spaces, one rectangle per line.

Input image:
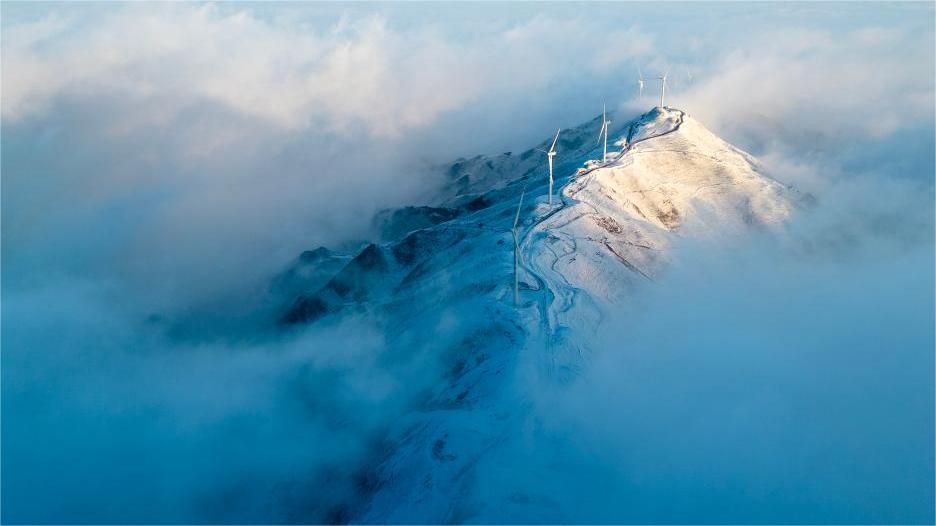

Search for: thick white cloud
xmin=678 ymin=25 xmax=935 ymax=144
xmin=1 ymin=3 xmax=933 ymax=522
xmin=1 ymin=4 xmax=669 ymax=310
xmin=2 ymin=1 xmax=931 ymax=360
xmin=2 ymin=5 xmax=656 ymax=138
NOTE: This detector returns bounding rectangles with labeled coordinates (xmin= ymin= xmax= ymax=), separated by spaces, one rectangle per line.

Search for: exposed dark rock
xmin=560 ymin=133 xmax=585 ymax=150
xmin=282 ymin=296 xmax=330 ymax=325
xmin=431 ymin=435 xmax=457 ymax=462
xmin=299 ymin=246 xmax=333 ymax=263
xmin=391 ymin=229 xmax=465 ymax=267
xmin=447 ymin=161 xmax=464 ymax=178
xmin=464 ymin=195 xmax=490 ymax=212
xmin=593 ymin=215 xmax=623 ymax=234
xmin=350 ymin=243 xmax=387 ymax=272
xmin=281 ymin=243 xmax=390 ymax=325
xmin=653 ymin=199 xmax=681 ymax=229
xmin=271 ymin=247 xmax=346 ymax=299
xmin=375 ymin=206 xmax=460 ymax=241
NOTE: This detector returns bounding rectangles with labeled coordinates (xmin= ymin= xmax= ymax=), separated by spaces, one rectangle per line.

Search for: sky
xmin=2 ymin=2 xmax=934 ymax=524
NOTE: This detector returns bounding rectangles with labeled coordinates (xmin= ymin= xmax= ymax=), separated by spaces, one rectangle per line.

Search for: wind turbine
xmin=596 ymin=103 xmax=611 ymax=164
xmin=512 ymin=189 xmax=525 ymax=305
xmin=658 ymin=71 xmax=668 ymax=108
xmin=638 ymin=67 xmax=645 ymax=100
xmin=538 ymin=129 xmax=560 ymax=206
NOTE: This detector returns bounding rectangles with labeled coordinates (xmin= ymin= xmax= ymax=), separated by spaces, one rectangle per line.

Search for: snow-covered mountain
xmin=275 ymin=107 xmax=807 ymax=522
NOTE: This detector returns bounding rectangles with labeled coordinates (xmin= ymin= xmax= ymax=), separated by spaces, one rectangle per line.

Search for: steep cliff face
xmin=273 ymin=106 xmax=806 ymax=522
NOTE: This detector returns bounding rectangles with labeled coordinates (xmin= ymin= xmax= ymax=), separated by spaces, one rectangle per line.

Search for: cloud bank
xmin=2 ymin=2 xmax=933 ymax=523
xmin=3 ymin=2 xmax=933 ymax=309
xmin=513 ymin=235 xmax=934 ymax=523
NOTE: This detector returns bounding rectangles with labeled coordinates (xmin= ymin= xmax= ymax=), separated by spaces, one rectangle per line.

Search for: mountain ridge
xmin=272 ymin=106 xmax=808 ymax=522
xmin=279 ymin=106 xmax=804 ymax=327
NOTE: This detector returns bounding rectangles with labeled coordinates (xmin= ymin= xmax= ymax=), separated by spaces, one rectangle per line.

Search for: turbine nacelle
xmin=537 ymin=128 xmax=560 ymax=157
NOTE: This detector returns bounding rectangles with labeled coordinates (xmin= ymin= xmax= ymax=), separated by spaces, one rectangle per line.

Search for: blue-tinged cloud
xmin=2 ymin=2 xmax=933 ymax=523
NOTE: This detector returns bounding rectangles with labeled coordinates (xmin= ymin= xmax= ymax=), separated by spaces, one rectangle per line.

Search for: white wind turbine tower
xmin=596 ymin=103 xmax=611 ymax=164
xmin=658 ymin=71 xmax=668 ymax=108
xmin=638 ymin=67 xmax=645 ymax=100
xmin=512 ymin=189 xmax=525 ymax=305
xmin=538 ymin=129 xmax=561 ymax=206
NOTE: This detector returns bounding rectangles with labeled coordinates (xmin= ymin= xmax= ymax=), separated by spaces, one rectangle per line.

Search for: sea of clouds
xmin=2 ymin=3 xmax=933 ymax=523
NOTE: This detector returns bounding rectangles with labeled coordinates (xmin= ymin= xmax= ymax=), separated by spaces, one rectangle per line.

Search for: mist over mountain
xmin=2 ymin=3 xmax=934 ymax=524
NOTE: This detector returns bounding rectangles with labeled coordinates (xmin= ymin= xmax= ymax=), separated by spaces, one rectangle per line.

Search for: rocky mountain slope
xmin=274 ymin=106 xmax=806 ymax=522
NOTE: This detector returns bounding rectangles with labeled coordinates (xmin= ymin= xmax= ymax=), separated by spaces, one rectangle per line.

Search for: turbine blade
xmin=513 ymin=190 xmax=525 ymax=230
xmin=596 ymin=121 xmax=607 ymax=145
xmin=550 ymin=129 xmax=560 ymax=152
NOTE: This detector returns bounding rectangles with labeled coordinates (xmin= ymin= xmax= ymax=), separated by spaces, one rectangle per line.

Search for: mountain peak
xmin=282 ymin=106 xmax=803 ymax=325
xmin=276 ymin=107 xmax=806 ymax=520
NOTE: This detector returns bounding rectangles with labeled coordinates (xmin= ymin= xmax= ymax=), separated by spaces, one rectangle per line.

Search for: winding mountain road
xmin=515 ymin=109 xmax=686 ymax=369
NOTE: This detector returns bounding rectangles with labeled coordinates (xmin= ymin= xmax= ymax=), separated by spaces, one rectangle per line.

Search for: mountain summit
xmin=282 ymin=107 xmax=801 ymax=328
xmin=275 ymin=107 xmax=805 ymax=522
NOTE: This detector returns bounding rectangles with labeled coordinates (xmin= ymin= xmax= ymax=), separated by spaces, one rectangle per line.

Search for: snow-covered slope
xmin=275 ymin=107 xmax=806 ymax=522
xmin=521 ymin=108 xmax=800 ymax=355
